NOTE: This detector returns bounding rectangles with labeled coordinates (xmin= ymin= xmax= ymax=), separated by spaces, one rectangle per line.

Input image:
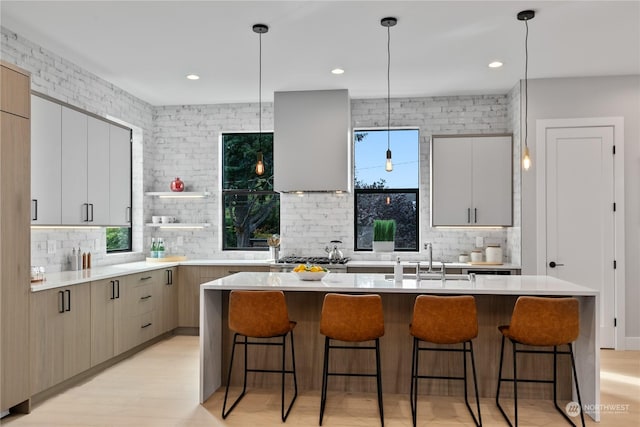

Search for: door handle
xmin=83 ymin=203 xmax=89 ymax=222
xmin=549 ymin=261 xmax=565 ymax=268
xmin=89 ymin=204 xmax=94 ymax=222
xmin=467 ymin=208 xmax=471 ymax=223
xmin=115 ymin=280 xmax=120 ymax=299
xmin=126 ymin=206 xmax=131 ymax=223
xmin=32 ymin=199 xmax=38 ymax=221
xmin=65 ymin=289 xmax=71 ymax=311
xmin=110 ymin=280 xmax=115 ymax=300
xmin=166 ymin=269 xmax=173 ymax=285
xmin=474 ymin=208 xmax=478 ymax=224
xmin=58 ymin=291 xmax=65 ymax=313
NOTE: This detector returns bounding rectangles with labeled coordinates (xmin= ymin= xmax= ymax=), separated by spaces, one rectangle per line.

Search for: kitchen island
xmin=199 ymin=272 xmax=600 ymax=421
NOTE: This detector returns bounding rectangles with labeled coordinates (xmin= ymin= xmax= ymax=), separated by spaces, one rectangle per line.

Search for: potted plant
xmin=372 ymin=219 xmax=396 ymax=252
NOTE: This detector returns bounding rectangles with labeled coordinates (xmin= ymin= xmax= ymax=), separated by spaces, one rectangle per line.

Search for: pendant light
xmin=253 ymin=23 xmax=268 ymax=176
xmin=518 ymin=10 xmax=535 ymax=171
xmin=381 ymin=17 xmax=397 ymax=172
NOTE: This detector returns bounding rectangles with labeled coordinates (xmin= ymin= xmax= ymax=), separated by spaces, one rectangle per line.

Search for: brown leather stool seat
xmin=496 ymin=296 xmax=585 ymax=427
xmin=409 ymin=295 xmax=482 ymax=427
xmin=222 ymin=290 xmax=297 ymax=422
xmin=319 ymin=293 xmax=385 ymax=426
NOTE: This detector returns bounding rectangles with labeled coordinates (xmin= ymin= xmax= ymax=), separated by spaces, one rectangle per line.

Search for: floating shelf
xmin=145 ymin=191 xmax=210 ymax=198
xmin=145 ymin=223 xmax=210 ymax=229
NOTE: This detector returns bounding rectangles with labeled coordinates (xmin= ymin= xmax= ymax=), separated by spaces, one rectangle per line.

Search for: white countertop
xmin=201 ymin=272 xmax=597 ymax=296
xmin=31 ymin=259 xmax=522 ymax=292
xmin=346 ymin=260 xmax=520 ymax=270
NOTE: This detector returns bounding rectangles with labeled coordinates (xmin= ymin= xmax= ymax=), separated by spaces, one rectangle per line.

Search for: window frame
xmin=221 ymin=131 xmax=279 ymax=251
xmin=353 ymin=127 xmax=420 ymax=252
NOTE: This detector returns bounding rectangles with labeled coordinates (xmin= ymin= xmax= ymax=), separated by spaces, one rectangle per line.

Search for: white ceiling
xmin=1 ymin=1 xmax=638 ymax=106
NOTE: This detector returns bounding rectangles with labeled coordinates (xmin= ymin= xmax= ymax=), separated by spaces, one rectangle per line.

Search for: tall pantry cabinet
xmin=0 ymin=61 xmax=31 ymax=413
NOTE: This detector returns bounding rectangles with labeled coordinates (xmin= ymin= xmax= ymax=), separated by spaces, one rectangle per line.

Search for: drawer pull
xmin=140 ymin=295 xmax=152 ymax=300
xmin=140 ymin=276 xmax=152 ymax=281
xmin=141 ymin=322 xmax=152 ymax=329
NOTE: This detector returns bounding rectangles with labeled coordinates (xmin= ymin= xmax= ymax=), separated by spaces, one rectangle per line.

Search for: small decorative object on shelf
xmin=170 ymin=177 xmax=185 ymax=192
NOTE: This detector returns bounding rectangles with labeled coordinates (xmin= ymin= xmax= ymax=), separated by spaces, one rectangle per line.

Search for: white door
xmin=545 ymin=126 xmax=615 ymax=348
xmin=109 ymin=125 xmax=131 ymax=226
xmin=87 ymin=116 xmax=110 ymax=225
xmin=61 ymin=107 xmax=88 ymax=224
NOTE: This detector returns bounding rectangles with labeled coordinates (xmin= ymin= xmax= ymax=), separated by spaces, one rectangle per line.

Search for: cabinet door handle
xmin=141 ymin=322 xmax=152 ymax=329
xmin=140 ymin=276 xmax=152 ymax=281
xmin=166 ymin=269 xmax=173 ymax=285
xmin=467 ymin=208 xmax=471 ymax=223
xmin=32 ymin=199 xmax=38 ymax=221
xmin=89 ymin=204 xmax=94 ymax=222
xmin=140 ymin=295 xmax=152 ymax=300
xmin=58 ymin=291 xmax=65 ymax=313
xmin=65 ymin=289 xmax=71 ymax=312
xmin=126 ymin=206 xmax=131 ymax=223
xmin=110 ymin=281 xmax=115 ymax=300
xmin=115 ymin=280 xmax=120 ymax=299
xmin=83 ymin=203 xmax=89 ymax=222
xmin=474 ymin=208 xmax=478 ymax=224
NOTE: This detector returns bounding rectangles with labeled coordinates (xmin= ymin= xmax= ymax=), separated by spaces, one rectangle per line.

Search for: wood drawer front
xmin=135 ymin=283 xmax=154 ymax=315
xmin=130 ymin=271 xmax=161 ymax=287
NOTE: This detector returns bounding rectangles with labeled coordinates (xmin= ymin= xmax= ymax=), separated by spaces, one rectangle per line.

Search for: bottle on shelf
xmin=157 ymin=238 xmax=165 ymax=259
xmin=71 ymin=248 xmax=78 ymax=271
xmin=150 ymin=238 xmax=157 ymax=258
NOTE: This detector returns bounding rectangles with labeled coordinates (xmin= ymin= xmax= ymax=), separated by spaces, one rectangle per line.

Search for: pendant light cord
xmin=387 ymin=23 xmax=391 ymax=151
xmin=258 ymin=30 xmax=262 ymax=150
xmin=524 ymin=19 xmax=529 ymax=149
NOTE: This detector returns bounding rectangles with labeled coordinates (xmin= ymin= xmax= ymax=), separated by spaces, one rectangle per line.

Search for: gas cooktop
xmin=275 ymin=256 xmax=350 ymax=265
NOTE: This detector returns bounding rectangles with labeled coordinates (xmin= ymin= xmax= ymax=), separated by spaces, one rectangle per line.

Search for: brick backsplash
xmin=3 ymin=26 xmax=520 ymax=270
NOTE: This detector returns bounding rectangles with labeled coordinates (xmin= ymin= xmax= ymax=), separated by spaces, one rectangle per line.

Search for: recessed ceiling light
xmin=186 ymin=74 xmax=200 ymax=80
xmin=488 ymin=61 xmax=503 ymax=68
xmin=331 ymin=68 xmax=345 ymax=75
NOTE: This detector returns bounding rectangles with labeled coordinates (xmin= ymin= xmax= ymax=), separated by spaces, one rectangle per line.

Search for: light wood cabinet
xmin=30 ymin=283 xmax=91 ymax=395
xmin=162 ymin=267 xmax=178 ymax=333
xmin=30 ymin=95 xmax=61 ymax=224
xmin=90 ymin=277 xmax=120 ymax=366
xmin=116 ymin=271 xmax=163 ymax=354
xmin=431 ymin=134 xmax=513 ymax=226
xmin=178 ymin=265 xmax=268 ymax=328
xmin=1 ymin=61 xmax=31 ymax=412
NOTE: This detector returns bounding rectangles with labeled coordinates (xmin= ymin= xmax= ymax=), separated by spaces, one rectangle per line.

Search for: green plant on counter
xmin=373 ymin=219 xmax=396 ymax=242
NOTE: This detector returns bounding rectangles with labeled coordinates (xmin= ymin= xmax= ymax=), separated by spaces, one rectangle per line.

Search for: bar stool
xmin=409 ymin=295 xmax=482 ymax=427
xmin=319 ymin=293 xmax=385 ymax=426
xmin=496 ymin=296 xmax=585 ymax=427
xmin=222 ymin=290 xmax=298 ymax=422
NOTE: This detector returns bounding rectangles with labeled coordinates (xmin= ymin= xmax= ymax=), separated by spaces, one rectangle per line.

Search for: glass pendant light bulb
xmin=385 ymin=149 xmax=393 ymax=172
xmin=522 ymin=146 xmax=531 ymax=170
xmin=255 ymin=152 xmax=265 ymax=176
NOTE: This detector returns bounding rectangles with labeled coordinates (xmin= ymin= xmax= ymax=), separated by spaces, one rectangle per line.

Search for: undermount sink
xmin=385 ymin=273 xmax=471 ymax=281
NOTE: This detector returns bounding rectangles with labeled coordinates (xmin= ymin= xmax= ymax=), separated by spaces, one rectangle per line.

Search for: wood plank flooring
xmin=2 ymin=335 xmax=638 ymax=426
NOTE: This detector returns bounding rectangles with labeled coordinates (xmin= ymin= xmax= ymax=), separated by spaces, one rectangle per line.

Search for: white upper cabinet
xmin=31 ymin=95 xmax=61 ymax=224
xmin=87 ymin=116 xmax=110 ymax=225
xmin=32 ymin=95 xmax=132 ymax=226
xmin=61 ymin=106 xmax=88 ymax=224
xmin=109 ymin=125 xmax=131 ymax=226
xmin=431 ymin=135 xmax=512 ymax=226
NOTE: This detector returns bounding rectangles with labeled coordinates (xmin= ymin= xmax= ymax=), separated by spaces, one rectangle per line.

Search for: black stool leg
xmin=375 ymin=338 xmax=385 ymax=427
xmin=513 ymin=341 xmax=519 ymax=426
xmin=568 ymin=343 xmax=586 ymax=427
xmin=410 ymin=337 xmax=418 ymax=427
xmin=281 ymin=331 xmax=298 ymax=422
xmin=462 ymin=341 xmax=482 ymax=427
xmin=319 ymin=337 xmax=330 ymax=426
xmin=222 ymin=333 xmax=248 ymax=419
xmin=496 ymin=334 xmax=513 ymax=426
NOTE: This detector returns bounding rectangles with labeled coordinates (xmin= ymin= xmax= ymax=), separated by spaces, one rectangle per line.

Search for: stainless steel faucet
xmin=424 ymin=242 xmax=433 ymax=273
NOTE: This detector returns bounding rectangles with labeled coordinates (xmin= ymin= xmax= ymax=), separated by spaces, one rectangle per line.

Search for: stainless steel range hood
xmin=273 ymin=89 xmax=352 ymax=193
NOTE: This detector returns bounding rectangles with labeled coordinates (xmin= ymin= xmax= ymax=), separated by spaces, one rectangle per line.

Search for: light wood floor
xmin=2 ymin=335 xmax=638 ymax=426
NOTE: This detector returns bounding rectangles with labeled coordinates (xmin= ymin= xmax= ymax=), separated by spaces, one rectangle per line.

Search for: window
xmin=106 ymin=227 xmax=131 ymax=252
xmin=354 ymin=129 xmax=419 ymax=251
xmin=222 ymin=132 xmax=280 ymax=250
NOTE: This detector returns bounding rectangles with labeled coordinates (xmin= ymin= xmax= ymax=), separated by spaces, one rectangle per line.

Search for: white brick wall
xmin=3 ymin=26 xmax=521 ymax=269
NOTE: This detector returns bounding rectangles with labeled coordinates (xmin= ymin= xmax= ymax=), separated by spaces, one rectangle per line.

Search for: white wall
xmin=521 ymin=75 xmax=640 ymax=341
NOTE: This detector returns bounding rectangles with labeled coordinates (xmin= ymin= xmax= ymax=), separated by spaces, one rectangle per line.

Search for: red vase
xmin=170 ymin=177 xmax=184 ymax=192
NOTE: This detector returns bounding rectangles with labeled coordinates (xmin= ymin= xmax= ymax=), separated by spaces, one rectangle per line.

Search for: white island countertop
xmin=201 ymin=272 xmax=597 ymax=296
